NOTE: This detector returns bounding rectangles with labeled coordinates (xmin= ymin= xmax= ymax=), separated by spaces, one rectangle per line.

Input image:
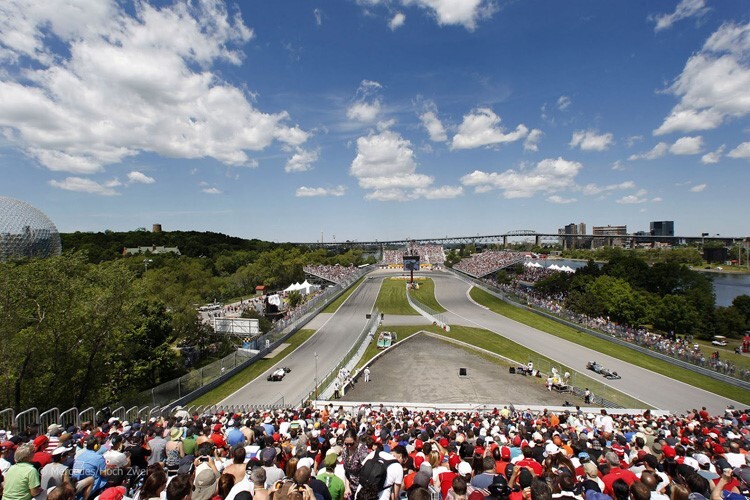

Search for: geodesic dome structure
xmin=0 ymin=196 xmax=62 ymax=261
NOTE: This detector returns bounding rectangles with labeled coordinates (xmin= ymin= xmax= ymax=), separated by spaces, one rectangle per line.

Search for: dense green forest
xmin=0 ymin=231 xmax=375 ymax=410
xmin=531 ymin=256 xmax=750 ymax=339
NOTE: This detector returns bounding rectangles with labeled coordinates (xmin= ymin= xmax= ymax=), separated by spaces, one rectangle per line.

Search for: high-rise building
xmin=592 ymin=225 xmax=627 ymax=247
xmin=558 ymin=222 xmax=585 ymax=249
xmin=650 ymin=221 xmax=674 ymax=237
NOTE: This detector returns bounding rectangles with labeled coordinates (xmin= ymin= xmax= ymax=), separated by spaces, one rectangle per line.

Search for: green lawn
xmin=188 ymin=329 xmax=317 ymax=406
xmin=375 ymin=279 xmax=419 ymax=315
xmin=470 ymin=287 xmax=750 ymax=405
xmin=354 ymin=324 xmax=647 ymax=408
xmin=321 ymin=276 xmax=367 ymax=313
xmin=409 ymin=278 xmax=447 ymax=313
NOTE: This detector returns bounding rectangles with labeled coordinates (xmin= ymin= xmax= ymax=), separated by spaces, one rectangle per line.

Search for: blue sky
xmin=0 ymin=0 xmax=748 ymax=242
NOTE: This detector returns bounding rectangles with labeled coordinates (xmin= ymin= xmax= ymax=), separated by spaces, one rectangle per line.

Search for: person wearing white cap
xmin=41 ymin=446 xmax=73 ymax=491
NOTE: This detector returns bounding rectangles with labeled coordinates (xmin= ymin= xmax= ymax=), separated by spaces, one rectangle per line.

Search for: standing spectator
xmin=317 ymin=454 xmax=345 ymax=500
xmin=149 ymin=426 xmax=168 ymax=466
xmin=165 ymin=427 xmax=185 ymax=474
xmin=3 ymin=442 xmax=41 ymax=500
xmin=341 ymin=430 xmax=369 ymax=496
xmin=364 ymin=367 xmax=371 ymax=383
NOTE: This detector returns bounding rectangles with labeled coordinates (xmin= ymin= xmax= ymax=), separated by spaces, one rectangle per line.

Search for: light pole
xmin=314 ymin=351 xmax=319 ymax=400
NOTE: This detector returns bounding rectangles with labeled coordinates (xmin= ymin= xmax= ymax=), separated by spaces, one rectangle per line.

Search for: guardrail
xmin=405 ymin=283 xmax=450 ymax=331
xmin=304 ymin=308 xmax=381 ymax=403
xmin=448 ymin=267 xmax=750 ymax=393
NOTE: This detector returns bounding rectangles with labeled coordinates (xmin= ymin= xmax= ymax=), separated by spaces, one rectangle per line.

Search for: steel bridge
xmin=293 ymin=230 xmax=747 ymax=250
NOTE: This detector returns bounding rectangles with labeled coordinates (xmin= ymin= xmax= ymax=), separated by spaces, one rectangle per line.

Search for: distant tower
xmin=152 ymin=224 xmax=162 ymax=233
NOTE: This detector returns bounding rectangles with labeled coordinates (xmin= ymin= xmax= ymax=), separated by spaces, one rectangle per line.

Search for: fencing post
xmin=178 ymin=378 xmax=181 ymax=398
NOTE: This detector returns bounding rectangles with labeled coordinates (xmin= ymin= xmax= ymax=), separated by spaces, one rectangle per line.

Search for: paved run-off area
xmin=340 ymin=333 xmax=572 ymax=406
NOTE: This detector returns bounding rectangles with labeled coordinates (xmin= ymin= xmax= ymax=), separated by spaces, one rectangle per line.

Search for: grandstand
xmin=304 ymin=264 xmax=360 ymax=284
xmin=452 ymin=250 xmax=525 ymax=278
xmin=382 ymin=243 xmax=446 ymax=267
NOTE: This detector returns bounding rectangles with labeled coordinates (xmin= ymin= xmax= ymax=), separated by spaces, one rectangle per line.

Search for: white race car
xmin=267 ymin=367 xmax=291 ymax=381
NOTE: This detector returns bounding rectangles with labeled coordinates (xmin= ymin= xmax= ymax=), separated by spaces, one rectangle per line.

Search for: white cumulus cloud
xmin=127 ymin=171 xmax=155 ymax=184
xmin=389 ymin=12 xmax=406 ymax=30
xmin=0 ymin=0 xmax=308 ymax=174
xmin=701 ymin=145 xmax=725 ymax=164
xmin=419 ymin=107 xmax=448 ymax=142
xmin=651 ymin=0 xmax=709 ymax=32
xmin=629 ymin=142 xmax=670 ymax=160
xmin=523 ymin=129 xmax=543 ymax=152
xmin=49 ymin=176 xmax=120 ymax=195
xmin=547 ymin=195 xmax=576 ymax=204
xmin=728 ymin=142 xmax=750 ymax=159
xmin=285 ymin=148 xmax=319 ymax=173
xmin=690 ymin=183 xmax=707 ymax=192
xmin=669 ymin=136 xmax=703 ymax=155
xmin=654 ymin=22 xmax=750 ymax=135
xmin=460 ymin=157 xmax=582 ymax=199
xmin=347 ymin=80 xmax=383 ymax=123
xmin=202 ymin=187 xmax=222 ymax=195
xmin=295 ymin=185 xmax=346 ymax=197
xmin=350 ymin=129 xmax=461 ymax=201
xmin=451 ymin=108 xmax=528 ymax=150
xmin=399 ymin=0 xmax=497 ymax=30
xmin=569 ymin=130 xmax=614 ymax=152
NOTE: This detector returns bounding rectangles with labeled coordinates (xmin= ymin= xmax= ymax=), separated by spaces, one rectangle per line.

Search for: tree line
xmin=0 ymin=232 xmax=375 ymax=410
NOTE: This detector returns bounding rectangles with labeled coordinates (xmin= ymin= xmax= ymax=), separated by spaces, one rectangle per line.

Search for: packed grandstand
xmin=2 ymin=404 xmax=748 ymax=500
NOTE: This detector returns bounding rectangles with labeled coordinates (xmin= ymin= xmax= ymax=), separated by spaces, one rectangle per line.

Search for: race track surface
xmin=220 ymin=276 xmax=382 ymax=406
xmin=220 ymin=269 xmax=744 ymax=414
xmin=429 ymin=271 xmax=744 ymax=414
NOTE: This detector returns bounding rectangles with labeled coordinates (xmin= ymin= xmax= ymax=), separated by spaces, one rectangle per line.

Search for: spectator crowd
xmin=304 ymin=266 xmax=361 ymax=285
xmin=453 ymin=252 xmax=524 ymax=278
xmin=0 ymin=404 xmax=748 ymax=500
xmin=381 ymin=246 xmax=446 ymax=267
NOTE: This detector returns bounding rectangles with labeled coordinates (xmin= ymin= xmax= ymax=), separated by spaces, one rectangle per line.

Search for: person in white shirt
xmin=356 ymin=449 xmax=403 ymax=500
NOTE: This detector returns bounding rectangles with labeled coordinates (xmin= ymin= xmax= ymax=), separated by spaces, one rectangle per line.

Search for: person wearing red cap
xmin=493 ymin=446 xmax=511 ymax=474
xmin=0 ymin=440 xmax=16 ymax=474
xmin=31 ymin=435 xmax=52 ymax=468
xmin=210 ymin=424 xmax=227 ymax=455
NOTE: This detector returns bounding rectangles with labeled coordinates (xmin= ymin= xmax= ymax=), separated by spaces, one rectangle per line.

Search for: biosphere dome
xmin=0 ymin=196 xmax=62 ymax=261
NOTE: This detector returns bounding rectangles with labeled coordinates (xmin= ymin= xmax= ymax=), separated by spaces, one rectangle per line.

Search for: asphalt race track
xmin=220 ymin=276 xmax=382 ymax=406
xmin=222 ymin=269 xmax=745 ymax=413
xmin=429 ymin=271 xmax=744 ymax=414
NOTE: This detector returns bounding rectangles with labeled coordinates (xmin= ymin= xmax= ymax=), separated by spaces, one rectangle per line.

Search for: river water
xmin=528 ymin=259 xmax=750 ymax=307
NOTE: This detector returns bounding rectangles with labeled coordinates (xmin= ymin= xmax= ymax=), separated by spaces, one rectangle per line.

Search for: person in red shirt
xmin=32 ymin=435 xmax=52 ymax=468
xmin=601 ymin=452 xmax=638 ymax=496
xmin=209 ymin=424 xmax=227 ymax=455
xmin=516 ymin=446 xmax=543 ymax=476
xmin=494 ymin=446 xmax=511 ymax=474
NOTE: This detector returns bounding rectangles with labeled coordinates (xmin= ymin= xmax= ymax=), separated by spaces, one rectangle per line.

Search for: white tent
xmin=283 ymin=280 xmax=317 ymax=295
xmin=561 ymin=265 xmax=575 ymax=273
xmin=548 ymin=264 xmax=561 ymax=270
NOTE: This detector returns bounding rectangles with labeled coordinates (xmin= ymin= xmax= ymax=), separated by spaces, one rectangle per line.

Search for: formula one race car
xmin=586 ymin=361 xmax=604 ymax=373
xmin=586 ymin=361 xmax=621 ymax=380
xmin=267 ymin=367 xmax=292 ymax=381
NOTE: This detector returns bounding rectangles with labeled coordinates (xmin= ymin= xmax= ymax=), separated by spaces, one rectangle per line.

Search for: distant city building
xmin=0 ymin=196 xmax=62 ymax=262
xmin=152 ymin=224 xmax=162 ymax=233
xmin=122 ymin=245 xmax=181 ymax=256
xmin=592 ymin=225 xmax=627 ymax=247
xmin=650 ymin=220 xmax=674 ymax=237
xmin=557 ymin=222 xmax=587 ymax=249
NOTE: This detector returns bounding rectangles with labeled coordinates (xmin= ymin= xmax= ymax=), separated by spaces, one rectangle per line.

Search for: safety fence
xmin=405 ymin=283 xmax=450 ymax=331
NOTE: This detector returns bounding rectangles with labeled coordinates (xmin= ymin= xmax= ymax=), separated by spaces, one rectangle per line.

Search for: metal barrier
xmin=0 ymin=409 xmax=15 ymax=432
xmin=111 ymin=406 xmax=126 ymax=422
xmin=79 ymin=407 xmax=96 ymax=426
xmin=15 ymin=407 xmax=39 ymax=433
xmin=305 ymin=308 xmax=381 ymax=403
xmin=39 ymin=408 xmax=60 ymax=432
xmin=138 ymin=406 xmax=150 ymax=420
xmin=125 ymin=407 xmax=138 ymax=423
xmin=59 ymin=408 xmax=79 ymax=428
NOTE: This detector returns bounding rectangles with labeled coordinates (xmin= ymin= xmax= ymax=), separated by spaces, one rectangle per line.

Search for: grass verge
xmin=470 ymin=287 xmax=750 ymax=405
xmin=188 ymin=329 xmax=317 ymax=406
xmin=321 ymin=276 xmax=367 ymax=314
xmin=375 ymin=279 xmax=419 ymax=315
xmin=409 ymin=278 xmax=447 ymax=313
